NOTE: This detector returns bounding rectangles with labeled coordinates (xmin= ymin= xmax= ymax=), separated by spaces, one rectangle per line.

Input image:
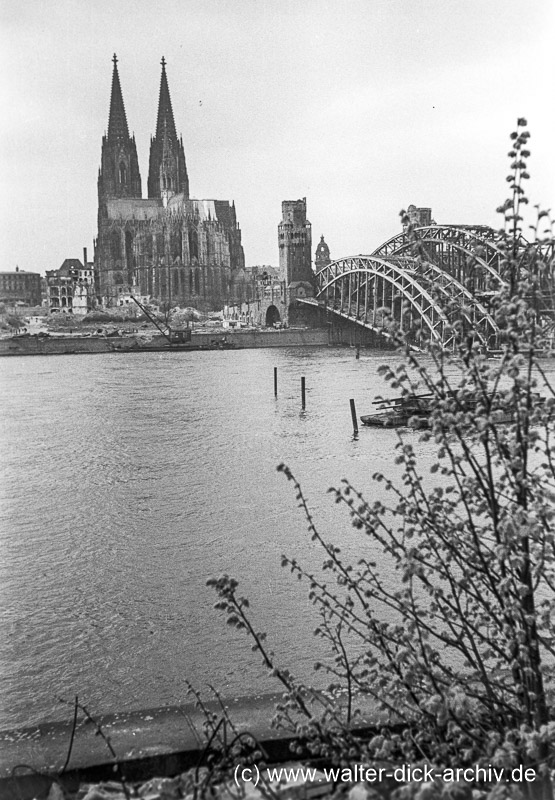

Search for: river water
xmin=0 ymin=346 xmax=485 ymax=730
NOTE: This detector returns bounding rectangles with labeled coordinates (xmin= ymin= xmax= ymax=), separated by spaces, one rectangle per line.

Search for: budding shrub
xmin=209 ymin=120 xmax=555 ymax=800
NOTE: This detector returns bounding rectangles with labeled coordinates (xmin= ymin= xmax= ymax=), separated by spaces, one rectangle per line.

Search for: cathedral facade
xmin=95 ymin=56 xmax=246 ymax=310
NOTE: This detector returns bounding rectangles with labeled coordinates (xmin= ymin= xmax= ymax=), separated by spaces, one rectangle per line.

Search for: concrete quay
xmin=0 ymin=693 xmax=286 ymax=780
xmin=0 ymin=694 xmax=290 ymax=798
xmin=0 ymin=693 xmax=382 ymax=798
xmin=0 ymin=328 xmax=330 ymax=357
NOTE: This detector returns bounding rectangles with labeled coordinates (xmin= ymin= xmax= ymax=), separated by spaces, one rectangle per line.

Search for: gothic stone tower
xmin=95 ymin=56 xmax=245 ymax=309
xmin=278 ymin=198 xmax=313 ymax=289
xmin=147 ymin=57 xmax=189 ymax=203
xmin=98 ymin=55 xmax=142 ymax=204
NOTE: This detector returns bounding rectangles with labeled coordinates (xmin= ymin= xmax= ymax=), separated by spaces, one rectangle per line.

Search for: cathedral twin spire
xmin=98 ymin=54 xmax=142 ymax=202
xmin=154 ymin=57 xmax=177 ymax=141
xmin=148 ymin=56 xmax=189 ymax=201
xmin=101 ymin=55 xmax=189 ymax=202
xmin=107 ymin=54 xmax=130 ymax=141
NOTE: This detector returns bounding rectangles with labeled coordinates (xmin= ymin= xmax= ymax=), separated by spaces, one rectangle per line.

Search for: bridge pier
xmin=326 ymin=317 xmax=394 ymax=349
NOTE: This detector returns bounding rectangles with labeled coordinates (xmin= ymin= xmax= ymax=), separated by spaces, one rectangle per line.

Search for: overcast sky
xmin=1 ymin=0 xmax=554 ymax=274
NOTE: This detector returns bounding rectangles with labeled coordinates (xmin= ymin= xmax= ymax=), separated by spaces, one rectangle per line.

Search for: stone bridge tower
xmin=278 ymin=198 xmax=313 ymax=288
xmin=274 ymin=198 xmax=318 ymax=327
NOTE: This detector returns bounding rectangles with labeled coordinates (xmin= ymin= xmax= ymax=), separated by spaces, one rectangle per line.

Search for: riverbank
xmin=0 ymin=692 xmax=381 ymax=779
xmin=0 ymin=692 xmax=383 ymax=800
xmin=0 ymin=328 xmax=330 ymax=356
xmin=0 ymin=693 xmax=281 ymax=780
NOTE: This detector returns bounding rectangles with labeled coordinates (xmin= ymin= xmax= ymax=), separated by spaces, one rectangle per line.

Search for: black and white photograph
xmin=1 ymin=1 xmax=555 ymax=798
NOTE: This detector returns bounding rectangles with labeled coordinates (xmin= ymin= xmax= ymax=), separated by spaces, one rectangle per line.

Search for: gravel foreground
xmin=28 ymin=770 xmax=381 ymax=800
xmin=15 ymin=764 xmax=493 ymax=800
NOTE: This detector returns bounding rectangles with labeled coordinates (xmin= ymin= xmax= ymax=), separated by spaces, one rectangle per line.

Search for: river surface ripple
xmin=0 ymin=346 xmax=505 ymax=730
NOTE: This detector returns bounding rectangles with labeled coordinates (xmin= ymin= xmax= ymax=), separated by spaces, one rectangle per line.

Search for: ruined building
xmin=46 ymin=254 xmax=95 ymax=315
xmin=404 ymin=205 xmax=434 ymax=228
xmin=95 ymin=56 xmax=245 ymax=309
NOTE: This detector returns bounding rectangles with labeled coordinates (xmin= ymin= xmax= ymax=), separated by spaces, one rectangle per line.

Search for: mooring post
xmin=301 ymin=376 xmax=306 ymax=410
xmin=355 ymin=344 xmax=360 ymax=359
xmin=274 ymin=367 xmax=278 ymax=397
xmin=350 ymin=398 xmax=358 ymax=435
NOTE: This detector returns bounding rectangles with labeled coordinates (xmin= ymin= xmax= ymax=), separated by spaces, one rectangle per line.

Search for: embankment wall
xmin=0 ymin=328 xmax=330 ymax=356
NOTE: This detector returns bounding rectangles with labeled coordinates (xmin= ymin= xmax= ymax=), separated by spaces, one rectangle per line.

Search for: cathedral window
xmin=111 ymin=231 xmax=121 ymax=260
xmin=119 ymin=162 xmax=127 ymax=184
xmin=125 ymin=231 xmax=134 ymax=273
xmin=170 ymin=230 xmax=182 ymax=262
xmin=188 ymin=229 xmax=199 ymax=260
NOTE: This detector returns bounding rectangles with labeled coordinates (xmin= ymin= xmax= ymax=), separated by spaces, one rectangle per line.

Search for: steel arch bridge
xmin=306 ymin=225 xmax=511 ymax=349
xmin=372 ymin=225 xmax=507 ymax=293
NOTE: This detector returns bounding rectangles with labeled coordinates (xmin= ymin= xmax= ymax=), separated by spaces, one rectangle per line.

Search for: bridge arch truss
xmin=315 ymin=247 xmax=500 ymax=348
xmin=371 ymin=225 xmax=508 ymax=294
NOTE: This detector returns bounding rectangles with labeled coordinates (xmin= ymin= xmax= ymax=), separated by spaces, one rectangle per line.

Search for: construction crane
xmin=130 ymin=296 xmax=191 ymax=345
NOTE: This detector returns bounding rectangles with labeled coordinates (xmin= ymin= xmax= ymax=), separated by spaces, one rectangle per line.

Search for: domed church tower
xmin=314 ymin=235 xmax=331 ymax=272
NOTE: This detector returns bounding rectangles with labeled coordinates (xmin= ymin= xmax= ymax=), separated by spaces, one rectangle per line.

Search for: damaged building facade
xmin=95 ymin=56 xmax=246 ymax=310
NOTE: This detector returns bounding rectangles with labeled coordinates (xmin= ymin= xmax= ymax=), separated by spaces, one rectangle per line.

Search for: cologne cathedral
xmin=95 ymin=56 xmax=246 ymax=309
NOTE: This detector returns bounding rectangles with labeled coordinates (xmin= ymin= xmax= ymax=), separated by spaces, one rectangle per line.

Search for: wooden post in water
xmin=350 ymin=398 xmax=358 ymax=435
xmin=274 ymin=367 xmax=278 ymax=397
xmin=301 ymin=376 xmax=306 ymax=410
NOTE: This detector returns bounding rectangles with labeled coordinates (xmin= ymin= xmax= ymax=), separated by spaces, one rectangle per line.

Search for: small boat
xmin=359 ymin=411 xmax=425 ymax=428
xmin=361 ymin=391 xmax=546 ymax=429
xmin=360 ymin=394 xmax=433 ymax=428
